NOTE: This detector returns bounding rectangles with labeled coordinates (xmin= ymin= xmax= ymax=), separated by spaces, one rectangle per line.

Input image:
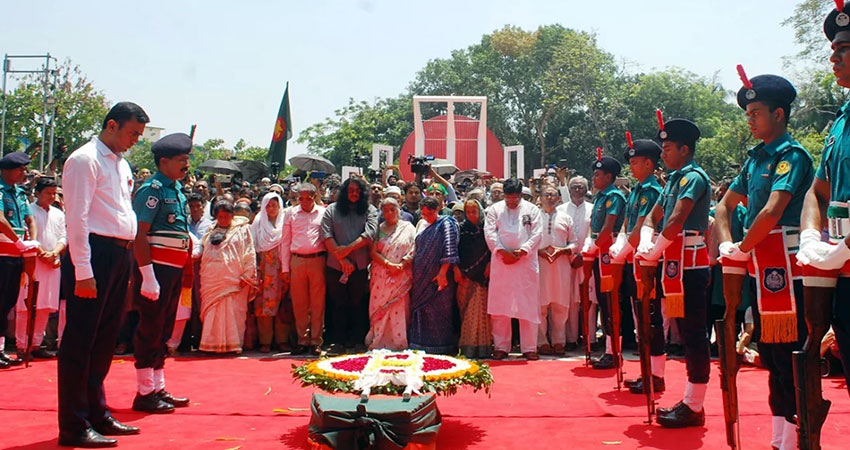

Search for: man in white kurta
xmin=537 ymin=185 xmax=577 ymax=355
xmin=558 ymin=176 xmax=597 ymax=348
xmin=485 ymin=179 xmax=542 ymax=360
xmin=16 ymin=178 xmax=66 ymax=358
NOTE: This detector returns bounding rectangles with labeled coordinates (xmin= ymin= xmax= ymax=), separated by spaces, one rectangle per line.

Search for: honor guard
xmin=716 ymin=68 xmax=812 ymax=449
xmin=609 ymin=136 xmax=667 ymax=395
xmin=636 ymin=117 xmax=712 ymax=428
xmin=131 ymin=133 xmax=193 ymax=413
xmin=0 ymin=152 xmax=39 ymax=369
xmin=582 ymin=150 xmax=626 ymax=371
xmin=793 ymin=3 xmax=850 ymax=448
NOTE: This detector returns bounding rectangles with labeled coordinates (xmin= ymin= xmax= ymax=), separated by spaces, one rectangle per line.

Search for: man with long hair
xmin=321 ymin=177 xmax=378 ymax=355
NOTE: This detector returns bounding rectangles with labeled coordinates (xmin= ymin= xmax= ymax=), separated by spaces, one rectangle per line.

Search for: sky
xmin=0 ymin=0 xmax=812 ymax=159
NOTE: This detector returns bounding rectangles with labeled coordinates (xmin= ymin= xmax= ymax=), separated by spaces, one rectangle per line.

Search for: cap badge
xmin=629 ymin=148 xmax=636 ymax=156
xmin=837 ymin=12 xmax=850 ymax=27
xmin=659 ymin=130 xmax=668 ymax=139
xmin=745 ymin=89 xmax=756 ymax=100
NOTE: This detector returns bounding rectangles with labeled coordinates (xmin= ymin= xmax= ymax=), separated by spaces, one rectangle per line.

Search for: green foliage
xmin=2 ymin=59 xmax=109 ymax=164
xmin=297 ymin=96 xmax=413 ymax=168
xmin=782 ymin=0 xmax=831 ymax=67
xmin=124 ymin=139 xmax=154 ymax=172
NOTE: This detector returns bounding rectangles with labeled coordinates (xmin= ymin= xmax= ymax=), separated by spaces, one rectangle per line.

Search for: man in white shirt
xmin=537 ymin=185 xmax=577 ymax=355
xmin=16 ymin=177 xmax=65 ymax=360
xmin=558 ymin=176 xmax=597 ymax=350
xmin=485 ymin=178 xmax=543 ymax=360
xmin=58 ymin=102 xmax=148 ymax=448
xmin=281 ymin=183 xmax=327 ymax=356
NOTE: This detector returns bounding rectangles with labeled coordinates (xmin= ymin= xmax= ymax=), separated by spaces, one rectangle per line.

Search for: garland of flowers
xmin=291 ymin=349 xmax=493 ymax=397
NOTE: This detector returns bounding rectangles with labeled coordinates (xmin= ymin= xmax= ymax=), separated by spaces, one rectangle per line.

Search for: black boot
xmin=628 ymin=376 xmax=665 ymax=394
xmin=132 ymin=392 xmax=175 ymax=414
xmin=657 ymin=401 xmax=705 ymax=428
xmin=592 ymin=353 xmax=615 ymax=370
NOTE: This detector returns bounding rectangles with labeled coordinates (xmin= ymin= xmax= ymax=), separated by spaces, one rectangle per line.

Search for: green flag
xmin=267 ymin=82 xmax=291 ymax=169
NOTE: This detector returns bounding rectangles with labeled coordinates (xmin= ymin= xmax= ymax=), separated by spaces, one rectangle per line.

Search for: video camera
xmin=408 ymin=154 xmax=435 ymax=176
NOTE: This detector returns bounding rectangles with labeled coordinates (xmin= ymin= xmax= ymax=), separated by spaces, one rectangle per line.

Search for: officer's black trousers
xmin=676 ymin=268 xmax=711 ymax=384
xmin=0 ymin=256 xmax=23 ymax=338
xmin=621 ymin=263 xmax=666 ymax=356
xmin=133 ymin=263 xmax=183 ymax=370
xmin=58 ymin=235 xmax=133 ymax=434
xmin=828 ymin=278 xmax=850 ymax=395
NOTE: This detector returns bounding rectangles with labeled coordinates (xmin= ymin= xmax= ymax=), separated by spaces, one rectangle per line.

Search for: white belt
xmin=148 ymin=234 xmax=189 ymax=250
xmin=828 ymin=201 xmax=849 ymax=244
xmin=683 ymin=235 xmax=705 ymax=247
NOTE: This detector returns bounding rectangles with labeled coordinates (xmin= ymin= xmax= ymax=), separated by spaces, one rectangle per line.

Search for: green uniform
xmin=0 ymin=178 xmax=31 ymax=235
xmin=657 ymin=160 xmax=710 ymax=232
xmin=590 ymin=184 xmax=626 ymax=234
xmin=816 ymin=102 xmax=850 ymax=202
xmin=133 ymin=171 xmax=189 ymax=234
xmin=625 ymin=176 xmax=662 ymax=233
xmin=729 ymin=133 xmax=813 ymax=229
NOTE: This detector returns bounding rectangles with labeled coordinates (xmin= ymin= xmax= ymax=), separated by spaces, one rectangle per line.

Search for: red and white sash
xmin=661 ymin=231 xmax=709 ymax=318
xmin=747 ymin=227 xmax=800 ymax=343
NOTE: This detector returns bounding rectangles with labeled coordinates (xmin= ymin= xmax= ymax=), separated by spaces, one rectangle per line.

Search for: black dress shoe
xmin=157 ymin=390 xmax=190 ymax=407
xmin=628 ymin=376 xmax=666 ymax=394
xmin=0 ymin=358 xmax=9 ymax=369
xmin=592 ymin=353 xmax=615 ymax=369
xmin=0 ymin=352 xmax=23 ymax=366
xmin=624 ymin=377 xmax=640 ymax=388
xmin=93 ymin=417 xmax=140 ymax=436
xmin=657 ymin=400 xmax=684 ymax=415
xmin=657 ymin=401 xmax=705 ymax=428
xmin=132 ymin=392 xmax=175 ymax=414
xmin=32 ymin=348 xmax=57 ymax=359
xmin=58 ymin=428 xmax=118 ymax=447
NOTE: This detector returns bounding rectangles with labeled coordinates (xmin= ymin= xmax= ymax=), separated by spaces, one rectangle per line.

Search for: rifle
xmin=793 ymin=283 xmax=834 ymax=450
xmin=579 ymin=256 xmax=595 ymax=366
xmin=609 ymin=261 xmax=624 ymax=390
xmin=717 ymin=271 xmax=744 ymax=449
xmin=637 ymin=263 xmax=657 ymax=424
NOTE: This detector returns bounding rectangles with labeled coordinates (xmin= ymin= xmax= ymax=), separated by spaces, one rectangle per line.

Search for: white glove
xmin=139 ymin=264 xmax=160 ymax=301
xmin=718 ymin=241 xmax=749 ymax=262
xmin=609 ymin=233 xmax=626 ymax=257
xmin=638 ymin=234 xmax=672 ymax=262
xmin=610 ymin=236 xmax=632 ymax=263
xmin=581 ymin=237 xmax=598 ymax=256
xmin=636 ymin=226 xmax=656 ymax=255
xmin=14 ymin=239 xmax=39 ymax=252
xmin=798 ymin=239 xmax=850 ymax=271
xmin=796 ymin=228 xmax=834 ymax=267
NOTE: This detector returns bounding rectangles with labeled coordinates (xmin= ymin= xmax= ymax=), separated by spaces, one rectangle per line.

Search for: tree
xmin=1 ymin=58 xmax=109 ymax=165
xmin=297 ymin=96 xmax=413 ymax=168
xmin=783 ymin=0 xmax=832 ymax=67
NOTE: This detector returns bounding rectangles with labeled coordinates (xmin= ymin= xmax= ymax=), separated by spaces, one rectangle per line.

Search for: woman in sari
xmin=454 ymin=199 xmax=492 ymax=358
xmin=250 ymin=192 xmax=293 ymax=353
xmin=366 ymin=198 xmax=415 ymax=350
xmin=409 ymin=196 xmax=460 ymax=354
xmin=199 ymin=200 xmax=257 ymax=353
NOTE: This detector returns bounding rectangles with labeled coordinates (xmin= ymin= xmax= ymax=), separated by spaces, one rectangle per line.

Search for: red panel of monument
xmin=398 ymin=115 xmax=504 ymax=180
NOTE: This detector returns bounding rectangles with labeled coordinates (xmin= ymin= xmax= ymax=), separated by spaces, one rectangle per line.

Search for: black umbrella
xmin=289 ymin=154 xmax=335 ymax=173
xmin=198 ymin=159 xmax=241 ymax=175
xmin=235 ymin=160 xmax=268 ymax=183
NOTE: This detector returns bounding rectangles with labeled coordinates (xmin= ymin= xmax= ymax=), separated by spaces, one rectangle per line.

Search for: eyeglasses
xmin=570 ymin=186 xmax=586 ymax=191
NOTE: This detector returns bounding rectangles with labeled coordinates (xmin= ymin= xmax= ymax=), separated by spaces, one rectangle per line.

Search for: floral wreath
xmin=291 ymin=349 xmax=493 ymax=397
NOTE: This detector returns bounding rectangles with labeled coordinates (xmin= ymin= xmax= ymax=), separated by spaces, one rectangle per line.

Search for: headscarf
xmin=426 ymin=183 xmax=447 ymax=196
xmin=457 ymin=199 xmax=490 ymax=284
xmin=251 ymin=192 xmax=284 ymax=252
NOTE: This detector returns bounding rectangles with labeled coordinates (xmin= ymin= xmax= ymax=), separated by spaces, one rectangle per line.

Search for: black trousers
xmin=593 ymin=261 xmax=615 ymax=340
xmin=621 ymin=263 xmax=666 ymax=356
xmin=132 ymin=263 xmax=183 ymax=370
xmin=750 ymin=278 xmax=807 ymax=421
xmin=833 ymin=278 xmax=850 ymax=394
xmin=324 ymin=267 xmax=369 ymax=346
xmin=677 ymin=268 xmax=711 ymax=384
xmin=0 ymin=256 xmax=23 ymax=338
xmin=58 ymin=235 xmax=133 ymax=434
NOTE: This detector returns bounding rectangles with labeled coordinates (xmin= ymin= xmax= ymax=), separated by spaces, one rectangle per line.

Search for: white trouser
xmin=566 ymin=301 xmax=598 ymax=344
xmin=538 ymin=303 xmax=569 ymax=346
xmin=491 ymin=315 xmax=537 ymax=353
xmin=168 ymin=319 xmax=187 ymax=349
xmin=15 ymin=309 xmax=50 ymax=349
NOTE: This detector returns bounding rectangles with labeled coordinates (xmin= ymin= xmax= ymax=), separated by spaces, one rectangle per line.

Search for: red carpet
xmin=1 ymin=355 xmax=849 ymax=449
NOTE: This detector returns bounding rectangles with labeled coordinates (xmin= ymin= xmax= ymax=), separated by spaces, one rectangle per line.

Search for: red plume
xmin=737 ymin=64 xmax=753 ymax=89
xmin=836 ymin=0 xmax=844 ymax=12
xmin=656 ymin=109 xmax=664 ymax=130
xmin=596 ymin=147 xmax=602 ymax=161
xmin=625 ymin=131 xmax=634 ymax=149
